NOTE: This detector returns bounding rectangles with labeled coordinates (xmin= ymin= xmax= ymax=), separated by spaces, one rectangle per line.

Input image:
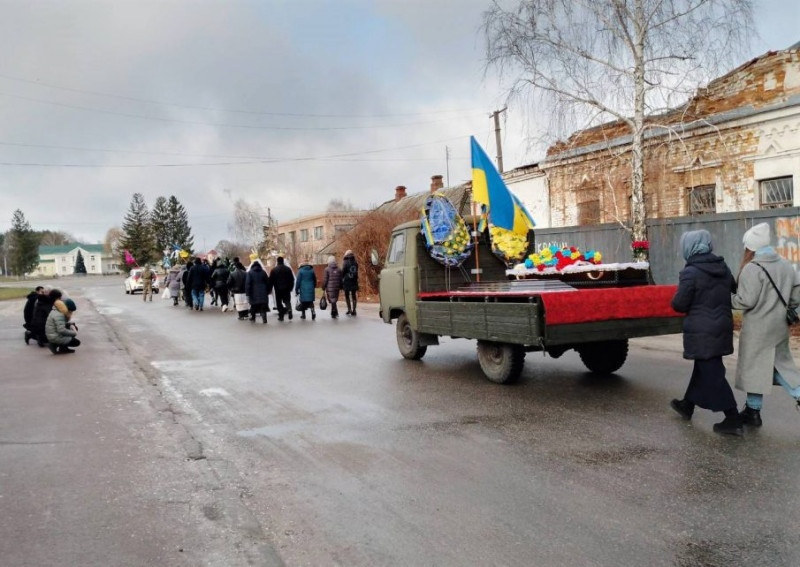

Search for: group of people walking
xmin=23 ymin=286 xmax=80 ymax=354
xmin=157 ymin=250 xmax=360 ymax=324
xmin=670 ymin=223 xmax=800 ymax=436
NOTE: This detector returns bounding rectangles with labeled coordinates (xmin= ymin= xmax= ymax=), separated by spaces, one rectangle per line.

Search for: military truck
xmin=377 ymin=219 xmax=683 ymax=384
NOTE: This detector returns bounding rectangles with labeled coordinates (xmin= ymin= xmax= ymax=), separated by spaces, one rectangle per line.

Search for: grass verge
xmin=0 ymin=287 xmax=32 ymax=301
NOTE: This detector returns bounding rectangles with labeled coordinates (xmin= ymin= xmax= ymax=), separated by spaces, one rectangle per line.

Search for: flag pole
xmin=471 ymin=194 xmax=481 ymax=283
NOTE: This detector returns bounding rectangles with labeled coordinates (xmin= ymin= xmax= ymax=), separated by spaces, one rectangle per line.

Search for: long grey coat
xmin=164 ymin=269 xmax=181 ymax=298
xmin=732 ymin=251 xmax=800 ymax=394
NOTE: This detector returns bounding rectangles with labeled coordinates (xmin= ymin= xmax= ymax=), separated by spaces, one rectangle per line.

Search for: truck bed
xmin=416 ymin=284 xmax=683 ymax=347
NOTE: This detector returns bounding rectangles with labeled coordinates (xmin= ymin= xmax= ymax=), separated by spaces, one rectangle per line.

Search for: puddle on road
xmin=569 ymin=444 xmax=659 ymax=466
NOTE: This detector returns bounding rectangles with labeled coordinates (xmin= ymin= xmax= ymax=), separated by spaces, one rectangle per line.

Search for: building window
xmin=61 ymin=257 xmax=66 ymax=262
xmin=91 ymin=265 xmax=96 ymax=271
xmin=288 ymin=231 xmax=296 ymax=243
xmin=90 ymin=255 xmax=95 ymax=261
xmin=760 ymin=176 xmax=793 ymax=209
xmin=578 ymin=200 xmax=600 ymax=225
xmin=300 ymin=229 xmax=309 ymax=242
xmin=687 ymin=184 xmax=716 ymax=215
xmin=314 ymin=226 xmax=323 ymax=240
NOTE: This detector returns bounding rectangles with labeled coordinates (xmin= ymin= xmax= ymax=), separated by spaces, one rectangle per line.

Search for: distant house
xmin=34 ymin=243 xmax=120 ymax=276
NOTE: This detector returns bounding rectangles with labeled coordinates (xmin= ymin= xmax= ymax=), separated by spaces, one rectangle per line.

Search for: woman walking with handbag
xmin=732 ymin=222 xmax=800 ymax=427
xmin=322 ymin=255 xmax=343 ymax=319
xmin=669 ymin=230 xmax=742 ymax=436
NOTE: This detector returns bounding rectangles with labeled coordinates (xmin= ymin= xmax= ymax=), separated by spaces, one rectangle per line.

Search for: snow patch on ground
xmin=199 ymin=387 xmax=230 ymax=398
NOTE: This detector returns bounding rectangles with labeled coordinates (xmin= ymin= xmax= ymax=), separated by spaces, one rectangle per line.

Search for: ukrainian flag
xmin=471 ymin=136 xmax=535 ymax=234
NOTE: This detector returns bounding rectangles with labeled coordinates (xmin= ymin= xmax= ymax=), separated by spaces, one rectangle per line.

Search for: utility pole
xmin=491 ymin=107 xmax=507 ymax=173
xmin=445 ymin=146 xmax=450 ymax=187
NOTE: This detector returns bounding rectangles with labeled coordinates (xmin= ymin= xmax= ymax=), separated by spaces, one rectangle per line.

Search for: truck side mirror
xmin=370 ymin=249 xmax=380 ymax=266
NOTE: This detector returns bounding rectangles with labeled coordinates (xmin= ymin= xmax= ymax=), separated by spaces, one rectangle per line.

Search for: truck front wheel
xmin=577 ymin=339 xmax=629 ymax=375
xmin=476 ymin=341 xmax=525 ymax=384
xmin=396 ymin=314 xmax=427 ymax=360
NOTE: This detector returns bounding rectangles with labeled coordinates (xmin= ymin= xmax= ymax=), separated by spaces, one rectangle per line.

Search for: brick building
xmin=276 ymin=210 xmax=368 ymax=265
xmin=510 ymin=43 xmax=800 ymax=228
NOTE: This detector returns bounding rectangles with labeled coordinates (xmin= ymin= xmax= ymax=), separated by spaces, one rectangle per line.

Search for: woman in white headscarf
xmin=732 ymin=222 xmax=800 ymax=428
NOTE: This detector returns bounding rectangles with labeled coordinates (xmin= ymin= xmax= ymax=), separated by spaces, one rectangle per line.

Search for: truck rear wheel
xmin=577 ymin=339 xmax=629 ymax=375
xmin=396 ymin=314 xmax=427 ymax=360
xmin=476 ymin=341 xmax=525 ymax=384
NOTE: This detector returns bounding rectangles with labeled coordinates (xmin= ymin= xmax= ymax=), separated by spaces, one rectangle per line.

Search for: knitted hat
xmin=63 ymin=298 xmax=77 ymax=312
xmin=743 ymin=222 xmax=771 ymax=251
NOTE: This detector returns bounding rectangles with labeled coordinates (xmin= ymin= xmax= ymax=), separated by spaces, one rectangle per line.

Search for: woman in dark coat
xmin=227 ymin=261 xmax=249 ymax=320
xmin=245 ymin=260 xmax=272 ymax=323
xmin=211 ymin=261 xmax=230 ymax=311
xmin=670 ymin=229 xmax=742 ymax=436
xmin=294 ymin=260 xmax=317 ymax=321
xmin=322 ymin=255 xmax=343 ymax=319
xmin=23 ymin=286 xmax=44 ymax=344
xmin=187 ymin=258 xmax=209 ymax=311
xmin=341 ymin=250 xmax=359 ymax=316
xmin=29 ymin=288 xmax=61 ymax=347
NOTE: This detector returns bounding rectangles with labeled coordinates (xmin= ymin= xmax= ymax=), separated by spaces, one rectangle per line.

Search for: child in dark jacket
xmin=670 ymin=229 xmax=742 ymax=436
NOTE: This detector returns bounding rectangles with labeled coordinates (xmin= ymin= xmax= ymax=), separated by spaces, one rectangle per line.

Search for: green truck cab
xmin=378 ymin=220 xmax=683 ymax=384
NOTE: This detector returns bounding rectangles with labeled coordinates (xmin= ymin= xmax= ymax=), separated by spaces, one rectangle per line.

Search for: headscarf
xmin=680 ymin=229 xmax=713 ymax=261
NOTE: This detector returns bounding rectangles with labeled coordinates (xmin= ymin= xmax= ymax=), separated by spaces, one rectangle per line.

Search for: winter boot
xmin=345 ymin=295 xmax=352 ymax=315
xmin=48 ymin=343 xmax=59 ymax=354
xmin=352 ymin=297 xmax=357 ymax=317
xmin=739 ymin=405 xmax=763 ymax=427
xmin=670 ymin=399 xmax=694 ymax=420
xmin=24 ymin=331 xmax=32 ymax=345
xmin=713 ymin=410 xmax=744 ymax=436
xmin=311 ymin=307 xmax=316 ymax=321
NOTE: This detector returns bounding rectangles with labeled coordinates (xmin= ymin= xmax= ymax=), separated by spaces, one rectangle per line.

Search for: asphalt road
xmin=4 ymin=276 xmax=800 ymax=566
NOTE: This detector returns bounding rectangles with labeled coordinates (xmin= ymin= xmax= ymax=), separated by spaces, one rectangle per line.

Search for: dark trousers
xmin=250 ymin=303 xmax=267 ymax=321
xmin=216 ymin=287 xmax=229 ymax=306
xmin=184 ymin=288 xmax=193 ymax=308
xmin=275 ymin=290 xmax=291 ymax=317
xmin=345 ymin=290 xmax=357 ymax=313
xmin=683 ymin=357 xmax=737 ymax=412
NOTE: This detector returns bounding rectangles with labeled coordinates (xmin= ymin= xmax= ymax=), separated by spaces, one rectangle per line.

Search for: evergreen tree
xmin=167 ymin=196 xmax=194 ymax=253
xmin=8 ymin=209 xmax=40 ymax=277
xmin=150 ymin=196 xmax=171 ymax=256
xmin=74 ymin=250 xmax=87 ymax=274
xmin=120 ymin=193 xmax=155 ymax=267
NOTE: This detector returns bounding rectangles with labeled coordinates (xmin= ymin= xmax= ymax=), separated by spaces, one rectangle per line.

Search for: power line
xmin=0 ymin=133 xmax=480 ymax=167
xmin=0 ymin=90 xmax=481 ymax=131
xmin=0 ymin=72 xmax=479 ymax=118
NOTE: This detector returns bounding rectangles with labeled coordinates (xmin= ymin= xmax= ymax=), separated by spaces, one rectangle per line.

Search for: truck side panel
xmin=417 ymin=301 xmax=543 ymax=344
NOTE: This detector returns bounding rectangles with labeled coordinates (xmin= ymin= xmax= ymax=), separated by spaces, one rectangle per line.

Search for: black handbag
xmin=753 ymin=262 xmax=799 ymax=325
xmin=319 ymin=294 xmax=328 ymax=311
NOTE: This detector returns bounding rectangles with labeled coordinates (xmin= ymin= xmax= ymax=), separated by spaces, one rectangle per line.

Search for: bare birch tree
xmin=483 ymin=0 xmax=753 ymax=258
xmin=230 ymin=199 xmax=268 ymax=256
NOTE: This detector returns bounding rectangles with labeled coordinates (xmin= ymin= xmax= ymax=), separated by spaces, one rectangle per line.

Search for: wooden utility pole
xmin=491 ymin=107 xmax=507 ymax=173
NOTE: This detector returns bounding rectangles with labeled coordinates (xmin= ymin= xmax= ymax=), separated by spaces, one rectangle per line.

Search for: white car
xmin=124 ymin=268 xmax=160 ymax=294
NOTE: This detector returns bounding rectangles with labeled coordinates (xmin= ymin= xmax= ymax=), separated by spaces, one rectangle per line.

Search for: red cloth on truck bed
xmin=540 ymin=285 xmax=682 ymax=325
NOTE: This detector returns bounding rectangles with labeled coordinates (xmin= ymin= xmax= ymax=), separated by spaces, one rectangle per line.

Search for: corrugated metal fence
xmin=535 ymin=208 xmax=800 ymax=285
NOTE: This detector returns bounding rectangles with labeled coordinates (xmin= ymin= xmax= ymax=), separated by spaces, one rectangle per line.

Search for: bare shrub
xmin=335 ymin=210 xmax=415 ymax=298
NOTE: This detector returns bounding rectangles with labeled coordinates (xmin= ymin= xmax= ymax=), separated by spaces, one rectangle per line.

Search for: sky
xmin=0 ymin=0 xmax=798 ymax=250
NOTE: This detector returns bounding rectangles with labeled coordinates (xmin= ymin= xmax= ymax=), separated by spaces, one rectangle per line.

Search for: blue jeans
xmin=191 ymin=289 xmax=205 ymax=309
xmin=746 ymin=369 xmax=800 ymax=410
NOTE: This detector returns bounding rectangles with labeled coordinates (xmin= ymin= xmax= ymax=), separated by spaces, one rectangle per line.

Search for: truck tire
xmin=396 ymin=314 xmax=427 ymax=360
xmin=577 ymin=339 xmax=629 ymax=375
xmin=476 ymin=341 xmax=525 ymax=384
